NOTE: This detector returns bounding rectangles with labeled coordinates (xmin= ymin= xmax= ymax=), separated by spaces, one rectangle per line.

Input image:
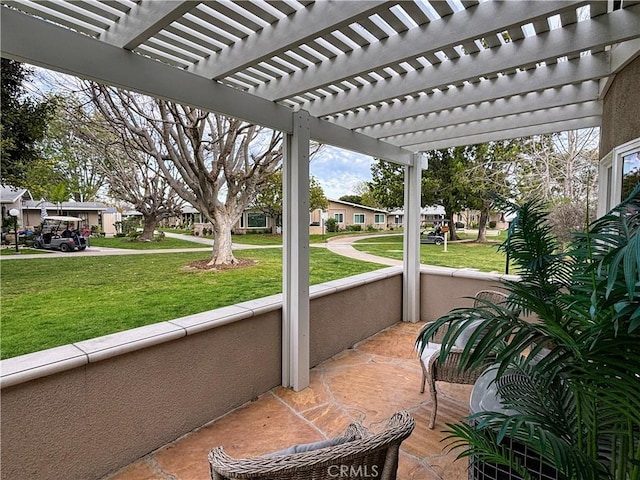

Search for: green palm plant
xmin=416 ymin=187 xmax=640 ymax=480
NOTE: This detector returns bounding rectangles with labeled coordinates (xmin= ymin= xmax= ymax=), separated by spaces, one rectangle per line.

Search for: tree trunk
xmin=140 ymin=216 xmax=157 ymax=241
xmin=209 ymin=218 xmax=237 ymax=266
xmin=443 ymin=204 xmax=459 ymax=241
xmin=476 ymin=209 xmax=488 ymax=243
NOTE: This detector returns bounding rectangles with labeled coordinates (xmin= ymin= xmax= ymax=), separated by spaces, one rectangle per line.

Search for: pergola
xmin=2 ymin=0 xmax=639 ymax=391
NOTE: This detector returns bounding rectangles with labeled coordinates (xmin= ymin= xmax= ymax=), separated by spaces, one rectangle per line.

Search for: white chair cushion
xmin=420 ymin=342 xmax=441 ymax=372
xmin=453 ymin=320 xmax=484 ymax=349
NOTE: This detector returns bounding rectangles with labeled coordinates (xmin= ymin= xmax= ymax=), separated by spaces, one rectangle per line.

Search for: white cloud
xmin=310 ymin=146 xmax=374 ymax=199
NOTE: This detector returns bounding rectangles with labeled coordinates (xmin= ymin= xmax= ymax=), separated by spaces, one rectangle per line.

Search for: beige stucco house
xmin=311 ymin=199 xmax=388 ymax=233
xmin=1 ymin=186 xmax=109 ymax=234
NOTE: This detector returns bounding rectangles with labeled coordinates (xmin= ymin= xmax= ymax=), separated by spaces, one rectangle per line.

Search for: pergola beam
xmin=254 ymin=0 xmax=584 ymax=102
xmin=333 ymin=55 xmax=609 ymax=130
xmin=307 ymin=5 xmax=639 ymax=117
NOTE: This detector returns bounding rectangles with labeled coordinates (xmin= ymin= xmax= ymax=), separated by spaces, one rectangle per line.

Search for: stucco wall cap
xmin=169 ymin=305 xmax=253 ymax=335
xmin=1 ymin=344 xmax=87 ymax=388
xmin=74 ymin=322 xmax=186 ymax=363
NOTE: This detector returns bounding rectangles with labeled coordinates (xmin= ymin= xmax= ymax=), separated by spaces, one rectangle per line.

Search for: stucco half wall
xmin=600 ymin=54 xmax=640 ymax=157
xmin=1 ymin=266 xmax=511 ymax=480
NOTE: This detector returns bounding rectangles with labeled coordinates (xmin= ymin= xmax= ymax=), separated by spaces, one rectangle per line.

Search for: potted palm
xmin=417 ymin=187 xmax=640 ymax=480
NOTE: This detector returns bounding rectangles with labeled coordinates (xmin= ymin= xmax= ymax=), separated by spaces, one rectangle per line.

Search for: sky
xmin=310 ymin=146 xmax=374 ymax=200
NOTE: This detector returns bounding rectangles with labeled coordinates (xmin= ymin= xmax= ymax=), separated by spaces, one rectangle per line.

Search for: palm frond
xmin=420 ymin=187 xmax=640 ymax=480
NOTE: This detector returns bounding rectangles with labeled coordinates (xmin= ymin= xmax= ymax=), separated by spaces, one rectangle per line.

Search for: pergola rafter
xmin=251 ymin=0 xmax=586 ymax=102
xmin=303 ymin=5 xmax=640 ymax=118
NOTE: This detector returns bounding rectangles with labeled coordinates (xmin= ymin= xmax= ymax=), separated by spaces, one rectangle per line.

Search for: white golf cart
xmin=34 ymin=216 xmax=88 ymax=252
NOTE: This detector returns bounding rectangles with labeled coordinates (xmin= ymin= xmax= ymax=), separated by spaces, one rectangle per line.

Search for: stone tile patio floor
xmin=104 ymin=322 xmax=472 ymax=480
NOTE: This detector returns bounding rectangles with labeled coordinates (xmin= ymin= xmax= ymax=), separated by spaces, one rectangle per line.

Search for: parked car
xmin=34 ymin=216 xmax=88 ymax=252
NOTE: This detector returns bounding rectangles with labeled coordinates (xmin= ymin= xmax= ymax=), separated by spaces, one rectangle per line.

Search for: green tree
xmin=338 ymin=194 xmax=362 ymax=204
xmin=353 ymin=181 xmax=378 ymax=207
xmin=29 ymin=96 xmax=107 ymax=202
xmin=368 ymin=160 xmax=406 ymax=209
xmin=0 ymin=59 xmax=56 ymax=187
xmin=422 ymin=147 xmax=475 ymax=241
xmin=465 ymin=141 xmax=520 ymax=242
xmin=252 ymin=171 xmax=328 ymax=233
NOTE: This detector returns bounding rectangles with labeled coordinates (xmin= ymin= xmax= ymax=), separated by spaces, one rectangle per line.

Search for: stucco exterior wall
xmin=599 ymin=55 xmax=640 ymax=158
xmin=420 ymin=266 xmax=514 ymax=322
xmin=1 ymin=312 xmax=282 ymax=480
xmin=310 ymin=273 xmax=402 ymax=367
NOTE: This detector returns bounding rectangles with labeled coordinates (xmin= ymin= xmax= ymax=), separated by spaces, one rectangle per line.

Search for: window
xmin=354 ymin=214 xmax=365 ymax=224
xmin=374 ymin=213 xmax=385 ymax=224
xmin=247 ymin=212 xmax=266 ymax=228
xmin=598 ymin=137 xmax=640 ymax=216
xmin=334 ymin=213 xmax=344 ymax=223
xmin=622 ymin=151 xmax=640 ymax=200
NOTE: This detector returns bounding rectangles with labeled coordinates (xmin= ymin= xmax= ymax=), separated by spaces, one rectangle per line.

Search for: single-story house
xmin=22 ymin=200 xmax=108 ymax=231
xmin=388 ymin=205 xmax=446 ymax=229
xmin=311 ymin=199 xmax=388 ymax=232
xmin=1 ymin=186 xmax=110 ymax=233
xmin=390 ymin=205 xmax=508 ymax=230
xmin=0 ymin=186 xmax=32 ymax=230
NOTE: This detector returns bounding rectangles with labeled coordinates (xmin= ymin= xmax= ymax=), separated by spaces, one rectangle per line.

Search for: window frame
xmin=598 ymin=136 xmax=640 ymax=217
xmin=353 ymin=213 xmax=365 ymax=224
xmin=246 ymin=212 xmax=267 ymax=229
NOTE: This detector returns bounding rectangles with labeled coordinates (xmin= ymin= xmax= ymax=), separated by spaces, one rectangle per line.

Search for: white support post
xmin=282 ymin=109 xmax=311 ymax=391
xmin=402 ymin=154 xmax=423 ymax=323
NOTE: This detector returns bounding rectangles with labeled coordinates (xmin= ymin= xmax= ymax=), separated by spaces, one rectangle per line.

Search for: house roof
xmin=23 ymin=200 xmax=109 ymax=211
xmin=328 ymin=199 xmax=387 ymax=213
xmin=2 ymin=1 xmax=638 ymax=165
xmin=389 ymin=205 xmax=446 ymax=216
xmin=0 ymin=186 xmax=32 ymax=204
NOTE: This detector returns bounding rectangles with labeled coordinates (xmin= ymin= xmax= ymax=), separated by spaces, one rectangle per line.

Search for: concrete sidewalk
xmin=324 ymin=235 xmax=402 ymax=266
xmin=0 ymin=232 xmax=401 ymax=267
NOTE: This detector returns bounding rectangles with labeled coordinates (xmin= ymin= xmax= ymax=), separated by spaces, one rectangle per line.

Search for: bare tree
xmin=516 ymin=129 xmax=599 ymax=202
xmin=87 ymin=83 xmax=282 ymax=265
xmin=99 ymin=147 xmax=184 ymax=241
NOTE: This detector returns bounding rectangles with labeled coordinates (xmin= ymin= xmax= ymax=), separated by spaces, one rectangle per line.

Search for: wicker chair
xmin=208 ymin=411 xmax=415 ymax=480
xmin=418 ymin=290 xmax=512 ymax=429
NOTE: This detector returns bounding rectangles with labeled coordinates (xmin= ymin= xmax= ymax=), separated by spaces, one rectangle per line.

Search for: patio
xmin=104 ymin=321 xmax=471 ymax=480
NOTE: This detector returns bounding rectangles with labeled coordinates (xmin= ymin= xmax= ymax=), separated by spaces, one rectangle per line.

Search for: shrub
xmin=325 ymin=218 xmax=338 ymax=232
xmin=488 ymin=220 xmax=497 ymax=228
xmin=345 ymin=225 xmax=362 ymax=232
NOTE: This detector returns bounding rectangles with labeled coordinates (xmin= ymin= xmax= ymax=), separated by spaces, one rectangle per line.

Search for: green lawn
xmin=352 ymin=234 xmax=513 ymax=273
xmin=230 ymin=230 xmax=403 ymax=246
xmin=89 ymin=236 xmax=208 ymax=249
xmin=0 ymin=248 xmax=382 ymax=359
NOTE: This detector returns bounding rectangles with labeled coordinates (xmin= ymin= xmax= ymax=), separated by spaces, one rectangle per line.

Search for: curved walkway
xmin=324 ymin=235 xmax=402 ymax=266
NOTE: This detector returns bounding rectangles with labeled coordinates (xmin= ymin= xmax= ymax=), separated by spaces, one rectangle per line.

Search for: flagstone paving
xmin=103 ymin=322 xmax=472 ymax=480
